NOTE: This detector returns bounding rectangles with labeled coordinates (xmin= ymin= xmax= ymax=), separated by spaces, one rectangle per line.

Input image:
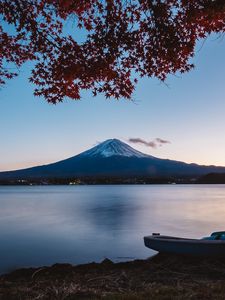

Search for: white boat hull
xmin=144 ymin=235 xmax=225 ymax=256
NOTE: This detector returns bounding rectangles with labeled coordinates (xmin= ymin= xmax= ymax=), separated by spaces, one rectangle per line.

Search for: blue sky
xmin=0 ymin=35 xmax=225 ymax=171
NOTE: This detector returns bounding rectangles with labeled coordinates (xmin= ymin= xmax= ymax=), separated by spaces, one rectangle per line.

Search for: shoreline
xmin=1 ymin=254 xmax=225 ymax=299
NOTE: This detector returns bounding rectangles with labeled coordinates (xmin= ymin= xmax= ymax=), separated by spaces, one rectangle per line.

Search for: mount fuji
xmin=77 ymin=139 xmax=150 ymax=158
xmin=1 ymin=139 xmax=225 ymax=180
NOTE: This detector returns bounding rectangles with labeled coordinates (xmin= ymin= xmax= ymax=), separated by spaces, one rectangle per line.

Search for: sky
xmin=0 ymin=34 xmax=225 ymax=171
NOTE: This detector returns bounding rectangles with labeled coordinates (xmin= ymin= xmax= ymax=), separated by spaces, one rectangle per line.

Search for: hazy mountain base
xmin=1 ymin=254 xmax=225 ymax=299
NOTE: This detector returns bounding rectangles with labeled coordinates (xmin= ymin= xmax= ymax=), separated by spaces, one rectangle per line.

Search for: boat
xmin=144 ymin=232 xmax=225 ymax=256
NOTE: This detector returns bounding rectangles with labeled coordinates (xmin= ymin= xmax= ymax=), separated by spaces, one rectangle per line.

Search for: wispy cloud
xmin=155 ymin=138 xmax=171 ymax=145
xmin=128 ymin=138 xmax=170 ymax=148
xmin=128 ymin=138 xmax=157 ymax=148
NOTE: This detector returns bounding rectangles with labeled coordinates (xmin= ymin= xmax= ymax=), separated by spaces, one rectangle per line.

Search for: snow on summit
xmin=79 ymin=139 xmax=150 ymax=158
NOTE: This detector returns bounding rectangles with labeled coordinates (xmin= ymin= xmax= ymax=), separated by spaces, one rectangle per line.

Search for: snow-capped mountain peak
xmin=78 ymin=139 xmax=150 ymax=158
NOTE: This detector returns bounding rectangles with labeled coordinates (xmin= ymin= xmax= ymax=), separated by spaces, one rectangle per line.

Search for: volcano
xmin=1 ymin=139 xmax=225 ymax=179
xmin=77 ymin=139 xmax=150 ymax=158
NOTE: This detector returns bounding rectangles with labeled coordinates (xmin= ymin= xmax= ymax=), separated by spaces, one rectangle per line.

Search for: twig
xmin=31 ymin=267 xmax=46 ymax=279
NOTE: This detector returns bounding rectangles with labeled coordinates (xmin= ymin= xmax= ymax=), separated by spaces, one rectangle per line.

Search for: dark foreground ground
xmin=1 ymin=254 xmax=225 ymax=299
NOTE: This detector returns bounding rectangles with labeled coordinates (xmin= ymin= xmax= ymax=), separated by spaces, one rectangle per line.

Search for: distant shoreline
xmin=1 ymin=254 xmax=225 ymax=299
xmin=2 ymin=172 xmax=225 ymax=185
xmin=1 ymin=182 xmax=225 ymax=186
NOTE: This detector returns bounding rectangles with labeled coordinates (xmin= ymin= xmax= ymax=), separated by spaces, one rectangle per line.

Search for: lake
xmin=0 ymin=184 xmax=225 ymax=273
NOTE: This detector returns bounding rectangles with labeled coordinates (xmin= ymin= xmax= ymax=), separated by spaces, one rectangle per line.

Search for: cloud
xmin=155 ymin=138 xmax=171 ymax=145
xmin=128 ymin=137 xmax=171 ymax=148
xmin=128 ymin=138 xmax=157 ymax=148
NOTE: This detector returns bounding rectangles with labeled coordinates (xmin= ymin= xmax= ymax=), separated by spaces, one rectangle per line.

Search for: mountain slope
xmin=78 ymin=139 xmax=150 ymax=158
xmin=1 ymin=139 xmax=225 ymax=179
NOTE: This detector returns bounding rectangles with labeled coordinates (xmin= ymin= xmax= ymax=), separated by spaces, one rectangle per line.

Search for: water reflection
xmin=0 ymin=185 xmax=225 ymax=273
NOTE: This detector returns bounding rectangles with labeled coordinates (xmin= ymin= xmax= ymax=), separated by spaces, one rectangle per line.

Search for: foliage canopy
xmin=1 ymin=0 xmax=225 ymax=103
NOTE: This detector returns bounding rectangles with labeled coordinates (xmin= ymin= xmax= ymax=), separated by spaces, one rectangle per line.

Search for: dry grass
xmin=1 ymin=254 xmax=225 ymax=299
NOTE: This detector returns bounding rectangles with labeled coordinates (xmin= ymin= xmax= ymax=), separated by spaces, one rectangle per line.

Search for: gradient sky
xmin=0 ymin=34 xmax=225 ymax=171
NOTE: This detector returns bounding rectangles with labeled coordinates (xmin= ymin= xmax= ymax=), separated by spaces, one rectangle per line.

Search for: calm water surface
xmin=0 ymin=184 xmax=225 ymax=273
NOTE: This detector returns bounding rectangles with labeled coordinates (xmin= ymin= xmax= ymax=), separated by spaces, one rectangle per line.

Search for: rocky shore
xmin=1 ymin=254 xmax=225 ymax=299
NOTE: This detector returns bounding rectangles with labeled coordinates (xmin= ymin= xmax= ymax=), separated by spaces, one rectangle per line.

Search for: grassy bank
xmin=1 ymin=254 xmax=225 ymax=299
